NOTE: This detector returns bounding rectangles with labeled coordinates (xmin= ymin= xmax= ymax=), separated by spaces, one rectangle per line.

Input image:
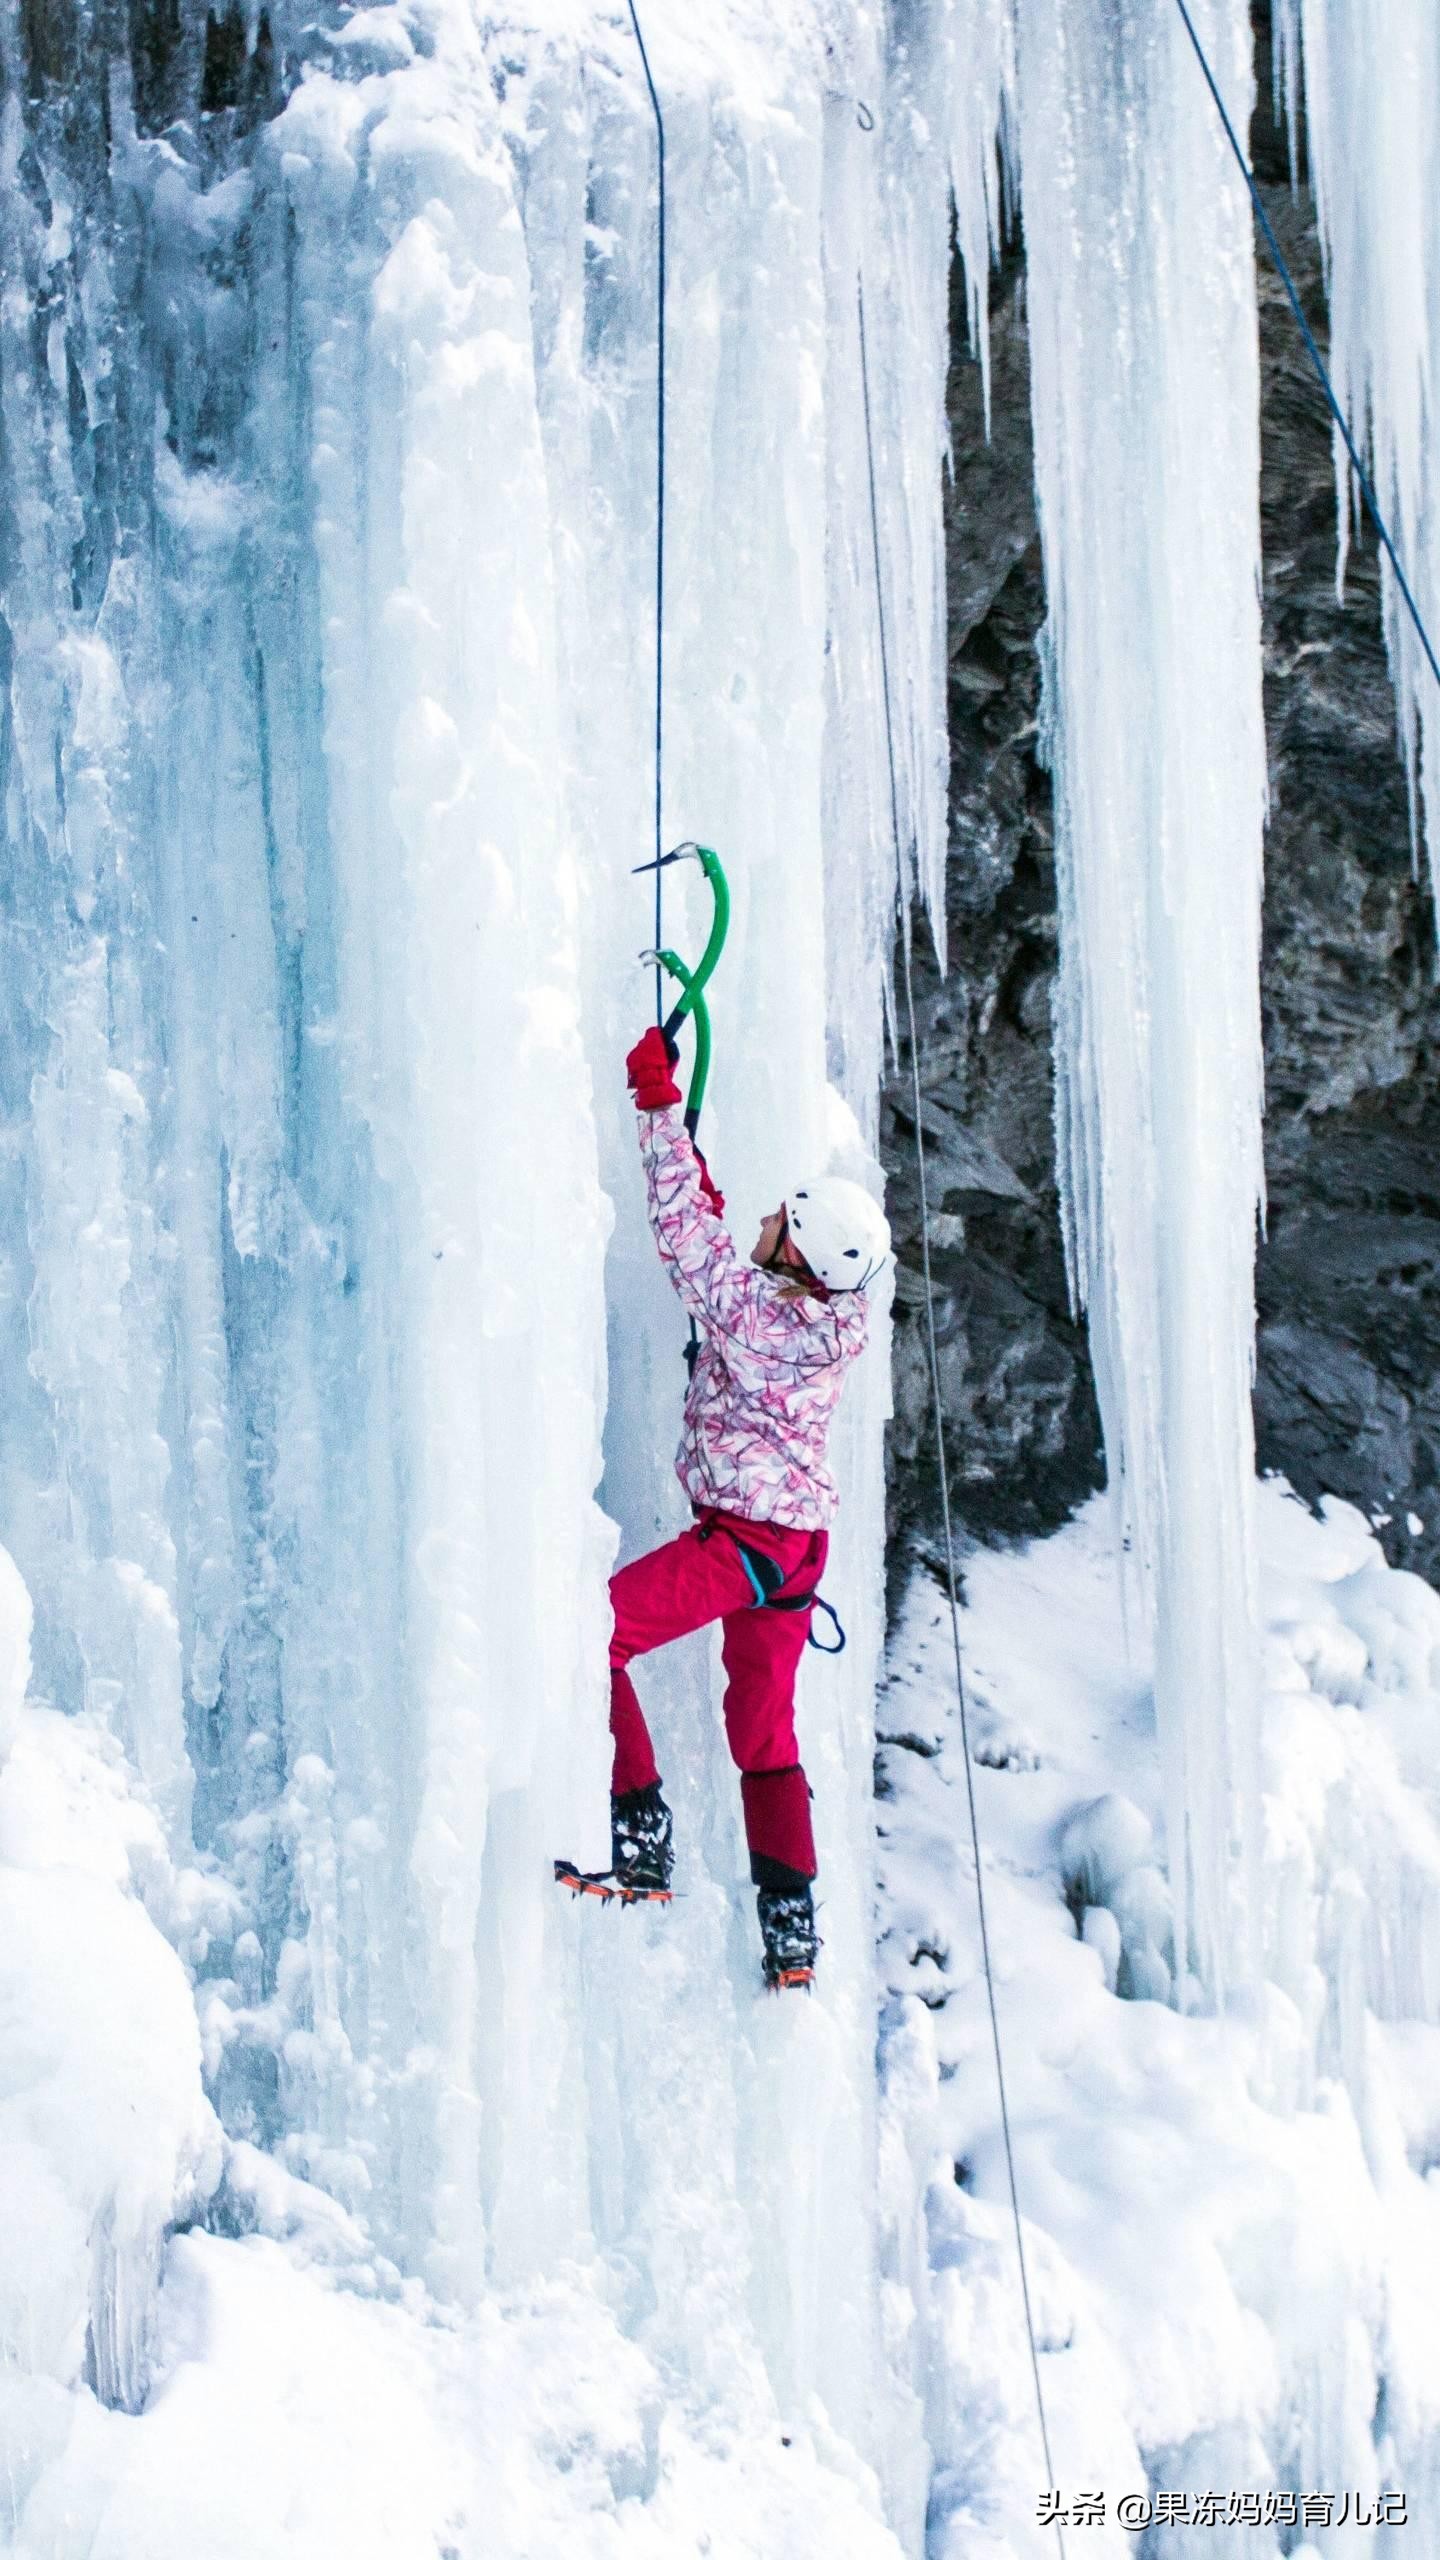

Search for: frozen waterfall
xmin=4 ymin=0 xmax=1440 ymax=2547
xmin=0 ymin=0 xmax=997 ymax=2512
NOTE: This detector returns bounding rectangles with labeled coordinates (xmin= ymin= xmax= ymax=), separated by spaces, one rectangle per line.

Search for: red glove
xmin=693 ymin=1146 xmax=726 ymax=1219
xmin=626 ymin=1024 xmax=681 ymax=1111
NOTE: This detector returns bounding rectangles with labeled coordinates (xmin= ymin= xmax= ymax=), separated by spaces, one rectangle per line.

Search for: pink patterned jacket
xmin=639 ymin=1105 xmax=870 ymax=1530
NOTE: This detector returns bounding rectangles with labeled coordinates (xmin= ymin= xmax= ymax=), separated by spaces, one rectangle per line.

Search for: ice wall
xmin=1015 ymin=0 xmax=1268 ymax=1995
xmin=0 ymin=1550 xmax=222 ymax=2436
xmin=0 ymin=0 xmax=1006 ymax=2513
xmin=1275 ymin=0 xmax=1440 ymax=898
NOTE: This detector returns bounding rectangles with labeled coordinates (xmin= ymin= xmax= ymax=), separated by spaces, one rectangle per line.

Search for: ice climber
xmin=555 ymin=1023 xmax=891 ymax=1990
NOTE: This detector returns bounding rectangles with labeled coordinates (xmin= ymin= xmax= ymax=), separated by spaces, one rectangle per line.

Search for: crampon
xmin=554 ymin=1781 xmax=675 ymax=1906
xmin=553 ymin=1860 xmax=673 ymax=1907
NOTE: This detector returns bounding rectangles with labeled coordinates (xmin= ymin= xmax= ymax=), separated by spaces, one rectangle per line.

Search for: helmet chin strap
xmin=761 ymin=1211 xmax=790 ymax=1272
xmin=765 ymin=1213 xmax=806 ymax=1276
xmin=764 ymin=1215 xmax=826 ymax=1293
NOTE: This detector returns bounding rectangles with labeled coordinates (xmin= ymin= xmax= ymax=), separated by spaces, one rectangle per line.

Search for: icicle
xmin=1272 ymin=0 xmax=1303 ymax=192
xmin=1280 ymin=0 xmax=1440 ymax=894
xmin=1016 ymin=0 xmax=1267 ymax=1996
xmin=941 ymin=0 xmax=1018 ymax=437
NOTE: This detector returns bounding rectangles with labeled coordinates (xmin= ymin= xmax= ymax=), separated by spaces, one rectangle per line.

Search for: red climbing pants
xmin=608 ymin=1508 xmax=827 ymax=1877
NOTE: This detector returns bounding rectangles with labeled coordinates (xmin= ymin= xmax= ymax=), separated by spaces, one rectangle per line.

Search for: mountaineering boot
xmin=756 ymin=1880 xmax=818 ymax=1990
xmin=555 ymin=1782 xmax=675 ymax=1905
xmin=612 ymin=1780 xmax=673 ymax=1891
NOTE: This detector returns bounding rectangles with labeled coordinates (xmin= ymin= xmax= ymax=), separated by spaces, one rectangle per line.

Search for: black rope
xmin=857 ymin=268 xmax=1066 ymax=2560
xmin=625 ymin=0 xmax=667 ymax=1016
xmin=1172 ymin=0 xmax=1440 ymax=706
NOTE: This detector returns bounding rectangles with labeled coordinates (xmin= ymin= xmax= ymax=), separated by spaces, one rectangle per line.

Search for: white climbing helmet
xmin=783 ymin=1177 xmax=892 ymax=1293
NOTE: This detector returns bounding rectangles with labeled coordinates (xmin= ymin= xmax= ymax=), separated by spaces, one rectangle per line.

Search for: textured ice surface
xmin=7 ymin=2226 xmax=912 ymax=2560
xmin=0 ymin=1557 xmax=220 ymax=2443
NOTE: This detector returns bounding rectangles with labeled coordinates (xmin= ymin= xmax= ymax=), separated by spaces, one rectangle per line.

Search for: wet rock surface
xmin=883 ymin=9 xmax=1440 ymax=1586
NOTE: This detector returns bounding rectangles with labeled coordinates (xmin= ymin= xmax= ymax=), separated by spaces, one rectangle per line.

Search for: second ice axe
xmin=633 ymin=841 xmax=730 ymax=1140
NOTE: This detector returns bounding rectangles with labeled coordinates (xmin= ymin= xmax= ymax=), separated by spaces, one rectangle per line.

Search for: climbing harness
xmin=1172 ymin=0 xmax=1440 ymax=706
xmin=856 ymin=200 xmax=1066 ymax=2556
xmin=696 ymin=1513 xmax=847 ymax=1654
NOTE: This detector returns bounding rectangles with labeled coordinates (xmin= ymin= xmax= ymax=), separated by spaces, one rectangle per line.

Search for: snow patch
xmin=878 ymin=1483 xmax=1440 ymax=2543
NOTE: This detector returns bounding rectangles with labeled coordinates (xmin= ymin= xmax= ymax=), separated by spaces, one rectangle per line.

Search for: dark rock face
xmin=1250 ymin=21 xmax=1440 ymax=1584
xmin=884 ymin=3 xmax=1440 ymax=1587
xmin=883 ymin=242 xmax=1103 ymax=1569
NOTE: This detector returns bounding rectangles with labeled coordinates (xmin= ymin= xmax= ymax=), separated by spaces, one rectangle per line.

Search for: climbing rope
xmin=625 ymin=0 xmax=668 ymax=1016
xmin=856 ymin=260 xmax=1067 ymax=2559
xmin=1172 ymin=0 xmax=1440 ymax=706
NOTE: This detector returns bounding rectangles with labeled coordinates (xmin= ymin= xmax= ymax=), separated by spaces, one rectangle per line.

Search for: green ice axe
xmin=632 ymin=842 xmax=730 ymax=1137
xmin=634 ymin=843 xmax=730 ymax=1388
